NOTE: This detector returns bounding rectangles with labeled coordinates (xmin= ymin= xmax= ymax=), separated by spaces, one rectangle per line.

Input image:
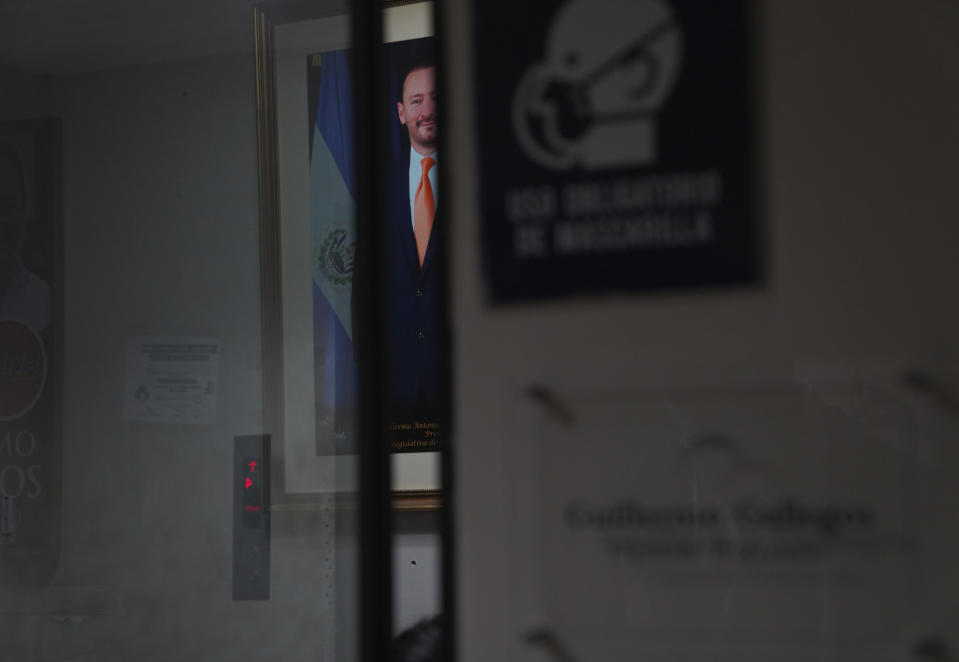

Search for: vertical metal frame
xmin=430 ymin=0 xmax=456 ymax=655
xmin=352 ymin=2 xmax=395 ymax=661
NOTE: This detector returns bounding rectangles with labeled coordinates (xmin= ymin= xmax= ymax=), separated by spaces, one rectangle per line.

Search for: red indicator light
xmin=245 ymin=477 xmax=253 ymax=490
xmin=245 ymin=505 xmax=261 ymax=513
xmin=248 ymin=461 xmax=257 ymax=473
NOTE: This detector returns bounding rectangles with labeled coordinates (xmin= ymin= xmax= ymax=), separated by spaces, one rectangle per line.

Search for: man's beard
xmin=416 ymin=115 xmax=437 ymax=143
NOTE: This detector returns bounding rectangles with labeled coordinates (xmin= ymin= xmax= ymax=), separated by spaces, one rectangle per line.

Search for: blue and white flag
xmin=310 ymin=49 xmax=357 ymax=453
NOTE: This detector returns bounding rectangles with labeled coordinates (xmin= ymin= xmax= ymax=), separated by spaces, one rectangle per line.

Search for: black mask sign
xmin=473 ymin=0 xmax=756 ymax=301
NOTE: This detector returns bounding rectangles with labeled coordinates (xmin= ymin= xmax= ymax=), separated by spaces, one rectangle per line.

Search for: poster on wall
xmin=473 ymin=0 xmax=756 ymax=301
xmin=0 ymin=118 xmax=61 ymax=583
xmin=255 ymin=1 xmax=441 ymax=503
xmin=307 ymin=35 xmax=440 ymax=456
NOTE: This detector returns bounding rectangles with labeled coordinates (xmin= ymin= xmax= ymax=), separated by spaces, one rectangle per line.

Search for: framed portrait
xmin=254 ymin=0 xmax=440 ymax=510
xmin=0 ymin=117 xmax=63 ymax=583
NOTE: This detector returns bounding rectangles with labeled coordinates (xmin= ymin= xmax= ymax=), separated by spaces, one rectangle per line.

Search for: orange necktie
xmin=413 ymin=156 xmax=435 ymax=267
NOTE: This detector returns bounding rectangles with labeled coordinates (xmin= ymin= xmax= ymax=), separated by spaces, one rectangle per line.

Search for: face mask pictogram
xmin=513 ymin=0 xmax=684 ymax=171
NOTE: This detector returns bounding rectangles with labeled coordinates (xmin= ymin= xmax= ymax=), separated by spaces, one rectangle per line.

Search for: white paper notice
xmin=124 ymin=336 xmax=219 ymax=424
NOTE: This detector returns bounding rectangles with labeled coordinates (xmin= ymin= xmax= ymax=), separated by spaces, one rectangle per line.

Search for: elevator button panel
xmin=233 ymin=435 xmax=270 ymax=600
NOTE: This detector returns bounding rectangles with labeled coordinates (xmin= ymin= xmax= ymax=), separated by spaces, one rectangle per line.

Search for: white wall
xmin=447 ymin=1 xmax=959 ymax=660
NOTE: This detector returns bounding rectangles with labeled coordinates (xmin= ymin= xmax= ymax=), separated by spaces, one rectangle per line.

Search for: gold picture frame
xmin=254 ymin=0 xmax=440 ymax=511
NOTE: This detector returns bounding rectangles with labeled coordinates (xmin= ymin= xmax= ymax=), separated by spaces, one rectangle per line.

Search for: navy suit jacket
xmin=386 ymin=155 xmax=441 ymax=421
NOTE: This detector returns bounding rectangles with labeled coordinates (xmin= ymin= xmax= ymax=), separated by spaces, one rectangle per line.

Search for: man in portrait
xmin=386 ymin=60 xmax=441 ymax=426
xmin=0 ymin=142 xmax=50 ymax=333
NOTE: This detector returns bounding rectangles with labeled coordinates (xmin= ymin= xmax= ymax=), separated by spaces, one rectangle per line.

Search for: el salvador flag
xmin=311 ymin=49 xmax=357 ymax=454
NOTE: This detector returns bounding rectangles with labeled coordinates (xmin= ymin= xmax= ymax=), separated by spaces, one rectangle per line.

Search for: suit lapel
xmin=393 ymin=163 xmax=420 ymax=278
xmin=419 ymin=211 xmax=438 ymax=276
xmin=401 ymin=211 xmax=421 ymax=278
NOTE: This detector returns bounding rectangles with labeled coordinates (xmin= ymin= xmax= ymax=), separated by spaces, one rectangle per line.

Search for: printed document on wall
xmin=124 ymin=336 xmax=220 ymax=425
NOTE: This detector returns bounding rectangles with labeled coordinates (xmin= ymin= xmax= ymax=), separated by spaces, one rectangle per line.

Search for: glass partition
xmin=0 ymin=0 xmax=452 ymax=658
